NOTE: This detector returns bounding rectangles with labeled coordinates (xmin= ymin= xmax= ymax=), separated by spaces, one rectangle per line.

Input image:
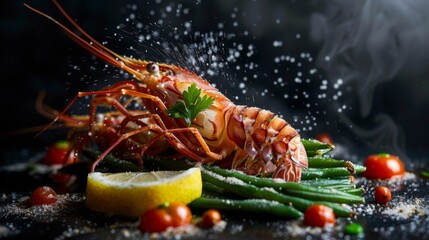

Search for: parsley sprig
xmin=166 ymin=83 xmax=215 ymax=127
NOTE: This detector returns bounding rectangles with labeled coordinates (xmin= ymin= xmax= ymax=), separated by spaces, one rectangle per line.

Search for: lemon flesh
xmin=85 ymin=168 xmax=202 ymax=217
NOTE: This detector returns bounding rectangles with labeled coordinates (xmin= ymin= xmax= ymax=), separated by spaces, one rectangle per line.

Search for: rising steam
xmin=310 ymin=0 xmax=429 ymax=159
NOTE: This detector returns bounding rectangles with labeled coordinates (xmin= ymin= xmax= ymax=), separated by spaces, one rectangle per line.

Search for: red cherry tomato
xmin=375 ymin=186 xmax=392 ymax=204
xmin=41 ymin=140 xmax=75 ymax=166
xmin=303 ymin=204 xmax=336 ymax=227
xmin=200 ymin=209 xmax=222 ymax=228
xmin=362 ymin=153 xmax=405 ymax=179
xmin=315 ymin=133 xmax=334 ymax=145
xmin=29 ymin=186 xmax=58 ymax=206
xmin=139 ymin=202 xmax=192 ymax=233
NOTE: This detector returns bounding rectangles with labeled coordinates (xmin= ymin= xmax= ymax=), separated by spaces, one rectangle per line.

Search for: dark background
xmin=1 ymin=0 xmax=429 ymax=165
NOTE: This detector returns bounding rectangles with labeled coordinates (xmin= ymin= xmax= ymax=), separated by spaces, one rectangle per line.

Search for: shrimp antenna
xmin=23 ymin=0 xmax=143 ymax=78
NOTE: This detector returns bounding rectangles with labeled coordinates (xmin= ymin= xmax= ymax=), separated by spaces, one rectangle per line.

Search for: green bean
xmin=284 ymin=189 xmax=363 ymax=204
xmin=318 ymin=184 xmax=356 ymax=189
xmin=301 ymin=167 xmax=357 ymax=180
xmin=327 ymin=185 xmax=357 ymax=190
xmin=300 ymin=176 xmax=354 ymax=186
xmin=202 ymin=182 xmax=242 ymax=199
xmin=201 ymin=169 xmax=354 ymax=217
xmin=308 ymin=157 xmax=353 ymax=168
xmin=203 ymin=181 xmax=227 ymax=195
xmin=203 ymin=165 xmax=364 ymax=204
xmin=82 ymin=149 xmax=142 ymax=172
xmin=341 ymin=188 xmax=366 ymax=196
xmin=301 ymin=139 xmax=335 ymax=157
xmin=354 ymin=165 xmax=366 ymax=174
xmin=189 ymin=197 xmax=303 ymax=219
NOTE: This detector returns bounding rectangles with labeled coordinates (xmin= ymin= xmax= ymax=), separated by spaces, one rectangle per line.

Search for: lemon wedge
xmin=85 ymin=168 xmax=202 ymax=216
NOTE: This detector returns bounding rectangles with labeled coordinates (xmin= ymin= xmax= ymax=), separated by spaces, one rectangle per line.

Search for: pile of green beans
xmin=83 ymin=139 xmax=366 ymax=219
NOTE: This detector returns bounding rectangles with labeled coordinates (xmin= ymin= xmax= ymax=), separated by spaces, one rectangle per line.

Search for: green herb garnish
xmin=166 ymin=83 xmax=215 ymax=127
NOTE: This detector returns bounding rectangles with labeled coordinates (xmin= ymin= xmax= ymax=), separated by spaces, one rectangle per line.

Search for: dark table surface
xmin=1 ymin=149 xmax=428 ymax=240
xmin=2 ymin=2 xmax=429 ymax=238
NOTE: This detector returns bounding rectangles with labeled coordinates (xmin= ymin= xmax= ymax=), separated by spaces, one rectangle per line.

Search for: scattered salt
xmin=381 ymin=197 xmax=427 ymax=220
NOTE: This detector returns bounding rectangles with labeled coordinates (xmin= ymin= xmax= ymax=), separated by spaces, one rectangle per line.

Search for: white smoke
xmin=310 ymin=0 xmax=429 ymax=158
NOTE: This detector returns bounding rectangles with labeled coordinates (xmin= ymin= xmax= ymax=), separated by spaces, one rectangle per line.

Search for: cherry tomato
xmin=375 ymin=186 xmax=392 ymax=204
xmin=139 ymin=202 xmax=192 ymax=233
xmin=315 ymin=133 xmax=334 ymax=145
xmin=29 ymin=186 xmax=58 ymax=206
xmin=200 ymin=209 xmax=222 ymax=228
xmin=362 ymin=153 xmax=405 ymax=179
xmin=303 ymin=204 xmax=336 ymax=227
xmin=41 ymin=140 xmax=75 ymax=166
